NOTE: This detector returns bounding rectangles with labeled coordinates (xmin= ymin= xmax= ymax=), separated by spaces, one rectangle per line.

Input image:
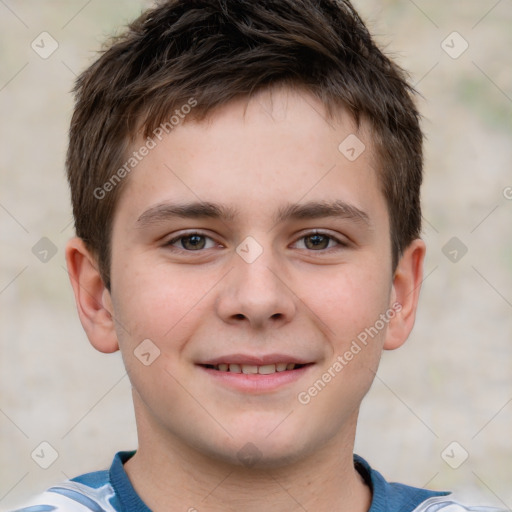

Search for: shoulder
xmin=9 ymin=470 xmax=118 ymax=512
xmin=411 ymin=495 xmax=506 ymax=511
xmin=8 ymin=452 xmax=142 ymax=512
xmin=354 ymin=454 xmax=505 ymax=512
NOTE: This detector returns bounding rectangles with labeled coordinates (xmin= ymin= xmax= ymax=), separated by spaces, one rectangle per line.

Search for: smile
xmin=197 ymin=360 xmax=315 ymax=393
xmin=201 ymin=363 xmax=309 ymax=374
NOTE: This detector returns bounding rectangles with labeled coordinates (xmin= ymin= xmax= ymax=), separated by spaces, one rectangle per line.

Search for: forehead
xmin=114 ymin=87 xmax=385 ymax=229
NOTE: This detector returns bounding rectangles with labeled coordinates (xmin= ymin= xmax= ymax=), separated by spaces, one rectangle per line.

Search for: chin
xmin=200 ymin=426 xmax=314 ymax=470
xmin=211 ymin=443 xmax=308 ymax=470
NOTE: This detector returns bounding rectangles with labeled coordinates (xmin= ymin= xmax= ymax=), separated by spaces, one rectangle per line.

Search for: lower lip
xmin=198 ymin=365 xmax=314 ymax=393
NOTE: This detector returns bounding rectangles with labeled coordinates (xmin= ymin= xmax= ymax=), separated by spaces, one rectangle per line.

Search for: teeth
xmin=211 ymin=363 xmax=301 ymax=373
xmin=242 ymin=365 xmax=258 ymax=374
xmin=258 ymin=364 xmax=276 ymax=375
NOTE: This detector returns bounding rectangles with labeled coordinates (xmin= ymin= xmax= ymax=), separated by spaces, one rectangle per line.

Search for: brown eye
xmin=166 ymin=233 xmax=217 ymax=251
xmin=180 ymin=234 xmax=206 ymax=250
xmin=304 ymin=234 xmax=331 ymax=250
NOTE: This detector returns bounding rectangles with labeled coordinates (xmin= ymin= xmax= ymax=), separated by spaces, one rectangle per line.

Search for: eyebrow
xmin=136 ymin=200 xmax=371 ymax=228
xmin=274 ymin=200 xmax=371 ymax=227
xmin=137 ymin=202 xmax=237 ymax=227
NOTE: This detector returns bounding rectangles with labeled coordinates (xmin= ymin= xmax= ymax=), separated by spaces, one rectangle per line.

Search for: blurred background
xmin=0 ymin=0 xmax=511 ymax=510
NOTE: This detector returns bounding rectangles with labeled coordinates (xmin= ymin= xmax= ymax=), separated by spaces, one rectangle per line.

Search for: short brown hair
xmin=67 ymin=0 xmax=423 ymax=289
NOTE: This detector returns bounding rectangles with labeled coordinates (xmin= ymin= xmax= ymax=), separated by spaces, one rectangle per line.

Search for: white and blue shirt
xmin=11 ymin=452 xmax=504 ymax=512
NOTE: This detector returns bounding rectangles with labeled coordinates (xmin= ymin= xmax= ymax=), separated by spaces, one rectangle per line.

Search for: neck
xmin=124 ymin=406 xmax=371 ymax=512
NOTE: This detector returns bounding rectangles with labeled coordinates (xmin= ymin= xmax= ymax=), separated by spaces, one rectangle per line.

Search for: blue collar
xmin=108 ymin=451 xmax=449 ymax=511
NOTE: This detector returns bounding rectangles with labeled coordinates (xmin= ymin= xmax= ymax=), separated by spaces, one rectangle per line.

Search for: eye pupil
xmin=305 ymin=234 xmax=329 ymax=250
xmin=182 ymin=235 xmax=205 ymax=250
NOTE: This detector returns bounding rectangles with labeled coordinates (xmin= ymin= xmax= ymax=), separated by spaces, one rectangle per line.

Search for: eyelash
xmin=164 ymin=231 xmax=348 ymax=252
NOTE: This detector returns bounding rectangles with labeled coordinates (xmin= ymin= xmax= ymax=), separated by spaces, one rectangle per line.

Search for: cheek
xmin=295 ymin=270 xmax=391 ymax=431
xmin=110 ymin=258 xmax=220 ymax=360
xmin=304 ymin=261 xmax=392 ymax=344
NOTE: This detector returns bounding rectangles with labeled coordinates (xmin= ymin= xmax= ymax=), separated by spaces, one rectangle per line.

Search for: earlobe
xmin=65 ymin=237 xmax=119 ymax=353
xmin=383 ymin=239 xmax=426 ymax=351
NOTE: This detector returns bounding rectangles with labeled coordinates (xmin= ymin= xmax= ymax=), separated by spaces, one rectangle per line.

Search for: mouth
xmin=196 ymin=356 xmax=315 ymax=393
xmin=200 ymin=362 xmax=311 ymax=375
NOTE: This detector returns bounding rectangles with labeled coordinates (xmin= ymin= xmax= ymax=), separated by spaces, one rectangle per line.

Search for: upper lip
xmin=198 ymin=354 xmax=313 ymax=366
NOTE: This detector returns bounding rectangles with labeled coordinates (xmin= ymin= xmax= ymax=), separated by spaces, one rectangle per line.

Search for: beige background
xmin=1 ymin=0 xmax=511 ymax=510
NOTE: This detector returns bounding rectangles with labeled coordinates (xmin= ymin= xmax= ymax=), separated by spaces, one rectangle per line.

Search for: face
xmin=96 ymin=87 xmax=416 ymax=467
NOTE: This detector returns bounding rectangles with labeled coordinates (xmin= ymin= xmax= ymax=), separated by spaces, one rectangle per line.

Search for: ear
xmin=65 ymin=237 xmax=119 ymax=353
xmin=383 ymin=238 xmax=426 ymax=351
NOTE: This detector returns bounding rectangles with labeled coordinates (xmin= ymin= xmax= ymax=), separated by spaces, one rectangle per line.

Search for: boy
xmin=13 ymin=1 xmax=504 ymax=511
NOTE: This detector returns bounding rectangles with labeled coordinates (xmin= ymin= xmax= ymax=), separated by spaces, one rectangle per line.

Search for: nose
xmin=215 ymin=244 xmax=297 ymax=330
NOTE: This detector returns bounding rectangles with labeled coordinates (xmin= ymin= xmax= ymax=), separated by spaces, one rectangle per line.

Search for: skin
xmin=66 ymin=86 xmax=425 ymax=512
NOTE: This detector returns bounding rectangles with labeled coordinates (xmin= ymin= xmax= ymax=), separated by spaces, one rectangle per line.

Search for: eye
xmin=294 ymin=232 xmax=345 ymax=251
xmin=166 ymin=233 xmax=217 ymax=251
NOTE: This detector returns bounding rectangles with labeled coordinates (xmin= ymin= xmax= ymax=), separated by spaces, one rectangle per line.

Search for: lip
xmin=198 ymin=353 xmax=312 ymax=366
xmin=196 ymin=355 xmax=315 ymax=393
